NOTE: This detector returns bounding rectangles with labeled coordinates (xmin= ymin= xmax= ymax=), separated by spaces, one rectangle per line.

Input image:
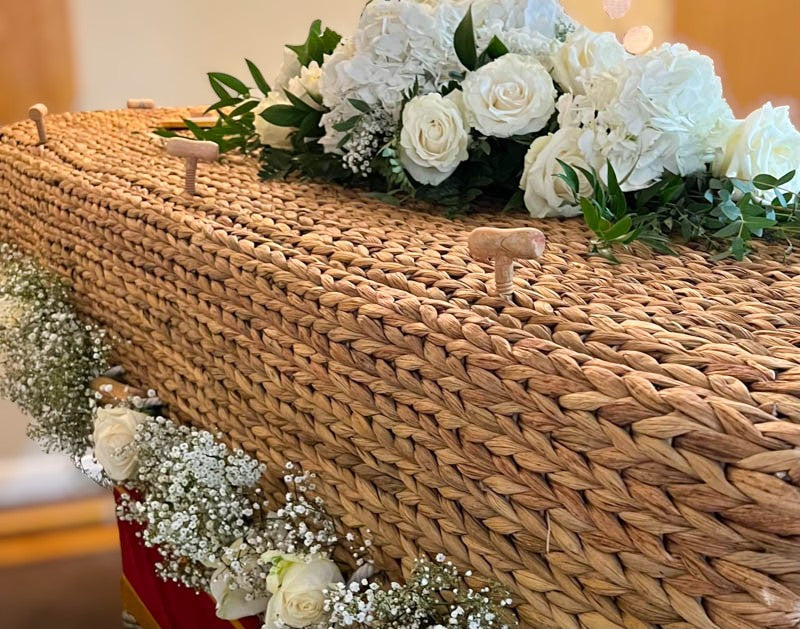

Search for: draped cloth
xmin=115 ymin=492 xmax=262 ymax=629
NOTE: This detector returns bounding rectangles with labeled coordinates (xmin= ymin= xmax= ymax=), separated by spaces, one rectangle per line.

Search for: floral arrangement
xmin=115 ymin=414 xmax=269 ymax=590
xmin=161 ymin=0 xmax=799 ymax=261
xmin=101 ymin=411 xmax=515 ymax=628
xmin=0 ymin=244 xmax=109 ymax=461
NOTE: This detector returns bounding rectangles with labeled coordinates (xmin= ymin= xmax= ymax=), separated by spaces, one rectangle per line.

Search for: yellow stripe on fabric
xmin=121 ymin=575 xmax=162 ymax=629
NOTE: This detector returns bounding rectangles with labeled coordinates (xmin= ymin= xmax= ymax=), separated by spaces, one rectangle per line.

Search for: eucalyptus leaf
xmin=208 ymin=72 xmax=250 ymax=96
xmin=245 ymin=59 xmax=270 ymax=96
xmin=348 ymin=99 xmax=372 ymax=114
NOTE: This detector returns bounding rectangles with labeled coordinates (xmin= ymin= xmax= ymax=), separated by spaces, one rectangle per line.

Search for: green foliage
xmin=245 ymin=59 xmax=271 ymax=96
xmin=259 ymin=144 xmax=353 ymax=183
xmin=559 ymin=161 xmax=800 ymax=262
xmin=371 ymin=135 xmax=528 ymax=216
xmin=287 ymin=20 xmax=342 ymax=67
xmin=454 ymin=7 xmax=478 ymax=71
xmin=453 ymin=8 xmax=510 ymax=71
xmin=374 ymin=140 xmax=417 ymax=198
xmin=153 ymin=59 xmax=274 ymax=154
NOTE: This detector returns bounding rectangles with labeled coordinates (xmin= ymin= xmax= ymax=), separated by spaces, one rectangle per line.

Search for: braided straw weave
xmin=1 ymin=109 xmax=799 ymax=629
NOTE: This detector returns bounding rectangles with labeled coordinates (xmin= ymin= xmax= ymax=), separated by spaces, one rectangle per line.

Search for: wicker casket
xmin=1 ymin=109 xmax=799 ymax=629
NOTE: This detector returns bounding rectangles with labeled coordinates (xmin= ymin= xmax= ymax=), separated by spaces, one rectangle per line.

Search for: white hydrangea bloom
xmin=470 ymin=0 xmax=572 ymax=39
xmin=562 ymin=43 xmax=734 ymax=191
xmin=318 ymin=0 xmax=567 ymax=153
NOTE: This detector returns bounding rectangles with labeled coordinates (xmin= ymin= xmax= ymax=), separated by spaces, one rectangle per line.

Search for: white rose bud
xmin=398 ymin=92 xmax=470 ymax=185
xmin=713 ymin=102 xmax=800 ymax=199
xmin=262 ymin=553 xmax=343 ymax=629
xmin=287 ymin=61 xmax=324 ymax=109
xmin=520 ymin=127 xmax=593 ymax=218
xmin=209 ymin=541 xmax=268 ymax=620
xmin=92 ymin=407 xmax=149 ymax=482
xmin=253 ymin=92 xmax=294 ymax=149
xmin=274 ymin=48 xmax=303 ymax=92
xmin=552 ymin=28 xmax=627 ymax=95
xmin=461 ymin=53 xmax=556 ymax=138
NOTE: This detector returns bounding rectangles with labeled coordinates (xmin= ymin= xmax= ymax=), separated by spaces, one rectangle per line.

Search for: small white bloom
xmin=552 ymin=27 xmax=627 ymax=95
xmin=521 ymin=127 xmax=593 ymax=218
xmin=253 ymin=93 xmax=294 ymax=149
xmin=93 ymin=407 xmax=149 ymax=481
xmin=262 ymin=554 xmax=343 ymax=629
xmin=461 ymin=54 xmax=556 ymax=138
xmin=713 ymin=103 xmax=800 ymax=198
xmin=274 ymin=48 xmax=303 ymax=92
xmin=399 ymin=92 xmax=470 ymax=185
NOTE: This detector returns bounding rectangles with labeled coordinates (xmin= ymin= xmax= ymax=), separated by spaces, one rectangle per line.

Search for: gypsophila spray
xmin=0 ymin=244 xmax=109 ymax=460
xmin=117 ymin=416 xmax=268 ymax=590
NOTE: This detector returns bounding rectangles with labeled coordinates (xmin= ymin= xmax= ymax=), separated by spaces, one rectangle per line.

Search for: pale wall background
xmin=68 ymin=0 xmax=367 ymax=112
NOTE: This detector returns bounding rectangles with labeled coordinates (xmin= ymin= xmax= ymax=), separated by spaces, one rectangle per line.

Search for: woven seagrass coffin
xmin=2 ymin=109 xmax=799 ymax=629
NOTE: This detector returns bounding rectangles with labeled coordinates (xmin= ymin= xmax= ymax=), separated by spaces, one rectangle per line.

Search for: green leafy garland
xmin=559 ymin=161 xmax=800 ymax=262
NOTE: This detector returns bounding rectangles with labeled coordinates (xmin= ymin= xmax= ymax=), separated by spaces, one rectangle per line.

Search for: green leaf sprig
xmin=453 ymin=7 xmax=509 ymax=73
xmin=153 ymin=60 xmax=271 ymax=154
xmin=559 ymin=161 xmax=800 ymax=262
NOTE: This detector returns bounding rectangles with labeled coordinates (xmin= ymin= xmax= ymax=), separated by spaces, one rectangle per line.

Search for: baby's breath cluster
xmin=342 ymin=110 xmax=394 ymax=177
xmin=117 ymin=416 xmax=268 ymax=590
xmin=325 ymin=555 xmax=515 ymax=629
xmin=263 ymin=463 xmax=338 ymax=557
xmin=0 ymin=244 xmax=109 ymax=460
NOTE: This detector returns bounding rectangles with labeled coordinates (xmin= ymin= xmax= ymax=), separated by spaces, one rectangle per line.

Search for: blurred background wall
xmin=0 ymin=0 xmax=797 ymax=125
xmin=1 ymin=0 xmax=799 ymax=502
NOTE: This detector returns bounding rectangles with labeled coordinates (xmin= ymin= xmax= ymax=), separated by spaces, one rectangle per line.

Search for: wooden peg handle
xmin=468 ymin=227 xmax=546 ymax=300
xmin=165 ymin=138 xmax=219 ymax=195
xmin=127 ymin=98 xmax=155 ymax=109
xmin=28 ymin=103 xmax=48 ymax=144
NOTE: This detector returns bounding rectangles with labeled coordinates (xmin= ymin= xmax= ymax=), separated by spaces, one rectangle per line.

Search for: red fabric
xmin=115 ymin=491 xmax=262 ymax=629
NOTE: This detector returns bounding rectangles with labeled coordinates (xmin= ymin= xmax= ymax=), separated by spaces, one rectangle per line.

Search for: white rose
xmin=520 ymin=127 xmax=593 ymax=218
xmin=92 ymin=407 xmax=149 ymax=482
xmin=552 ymin=28 xmax=627 ymax=95
xmin=461 ymin=54 xmax=556 ymax=138
xmin=262 ymin=553 xmax=343 ymax=629
xmin=253 ymin=92 xmax=294 ymax=149
xmin=209 ymin=540 xmax=268 ymax=620
xmin=399 ymin=92 xmax=470 ymax=185
xmin=713 ymin=103 xmax=800 ymax=198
